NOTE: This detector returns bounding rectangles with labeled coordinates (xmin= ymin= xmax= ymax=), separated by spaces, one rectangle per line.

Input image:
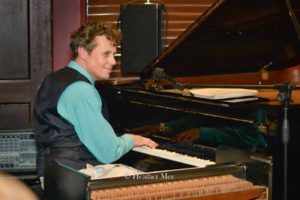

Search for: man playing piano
xmin=33 ymin=21 xmax=158 ymax=177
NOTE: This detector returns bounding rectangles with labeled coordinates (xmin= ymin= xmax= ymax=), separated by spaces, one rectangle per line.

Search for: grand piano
xmin=45 ymin=0 xmax=300 ymax=199
xmin=99 ymin=0 xmax=300 ymax=199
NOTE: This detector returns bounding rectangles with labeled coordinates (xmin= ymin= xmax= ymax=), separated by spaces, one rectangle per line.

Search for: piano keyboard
xmin=132 ymin=146 xmax=216 ymax=167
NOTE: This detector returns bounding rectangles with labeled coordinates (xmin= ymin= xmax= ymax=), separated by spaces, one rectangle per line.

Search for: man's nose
xmin=110 ymin=56 xmax=117 ymax=65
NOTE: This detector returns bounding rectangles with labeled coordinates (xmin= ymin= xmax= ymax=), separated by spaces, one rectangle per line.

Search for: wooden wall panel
xmin=0 ymin=81 xmax=31 ymax=103
xmin=0 ymin=0 xmax=28 ymax=79
xmin=0 ymin=0 xmax=51 ymax=130
xmin=87 ymin=0 xmax=215 ymax=81
xmin=0 ymin=104 xmax=30 ymax=129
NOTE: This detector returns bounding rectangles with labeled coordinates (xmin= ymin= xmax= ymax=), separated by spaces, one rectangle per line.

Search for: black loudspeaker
xmin=120 ymin=3 xmax=165 ymax=76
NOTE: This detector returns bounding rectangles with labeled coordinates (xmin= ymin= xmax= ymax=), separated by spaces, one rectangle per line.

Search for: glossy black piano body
xmin=96 ymin=0 xmax=300 ymax=200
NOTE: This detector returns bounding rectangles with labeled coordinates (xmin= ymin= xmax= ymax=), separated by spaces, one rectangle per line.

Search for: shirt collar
xmin=67 ymin=60 xmax=95 ymax=85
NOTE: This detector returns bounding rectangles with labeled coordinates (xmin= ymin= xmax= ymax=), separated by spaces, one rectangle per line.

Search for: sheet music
xmin=79 ymin=163 xmax=142 ymax=180
xmin=189 ymin=88 xmax=258 ymax=100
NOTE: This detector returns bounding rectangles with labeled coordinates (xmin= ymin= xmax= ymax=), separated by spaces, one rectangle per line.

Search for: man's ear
xmin=77 ymin=47 xmax=88 ymax=60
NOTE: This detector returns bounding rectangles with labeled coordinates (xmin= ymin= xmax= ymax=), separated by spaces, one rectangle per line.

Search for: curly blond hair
xmin=70 ymin=21 xmax=121 ymax=58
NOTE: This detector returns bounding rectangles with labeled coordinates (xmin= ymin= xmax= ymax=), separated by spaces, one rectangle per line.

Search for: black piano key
xmin=151 ymin=135 xmax=216 ymax=161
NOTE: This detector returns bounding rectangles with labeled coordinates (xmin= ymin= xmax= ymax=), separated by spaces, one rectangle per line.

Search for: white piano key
xmin=132 ymin=146 xmax=215 ymax=167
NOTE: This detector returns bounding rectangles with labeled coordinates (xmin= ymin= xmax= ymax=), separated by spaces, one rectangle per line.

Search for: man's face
xmin=84 ymin=35 xmax=117 ymax=80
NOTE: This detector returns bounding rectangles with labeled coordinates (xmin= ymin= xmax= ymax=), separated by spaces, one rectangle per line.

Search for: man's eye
xmin=103 ymin=53 xmax=110 ymax=57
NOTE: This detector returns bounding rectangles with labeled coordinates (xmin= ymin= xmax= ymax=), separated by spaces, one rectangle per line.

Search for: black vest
xmin=34 ymin=67 xmax=107 ymax=175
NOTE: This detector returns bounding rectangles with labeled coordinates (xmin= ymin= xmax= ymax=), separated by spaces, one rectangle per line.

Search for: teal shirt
xmin=57 ymin=61 xmax=134 ymax=163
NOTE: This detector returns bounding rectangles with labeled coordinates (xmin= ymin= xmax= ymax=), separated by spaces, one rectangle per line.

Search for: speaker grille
xmin=120 ymin=3 xmax=165 ymax=76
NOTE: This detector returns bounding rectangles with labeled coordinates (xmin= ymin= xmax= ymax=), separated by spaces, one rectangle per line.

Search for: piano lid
xmin=141 ymin=0 xmax=300 ymax=79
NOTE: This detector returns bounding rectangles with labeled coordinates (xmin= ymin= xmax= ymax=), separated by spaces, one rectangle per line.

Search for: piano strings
xmin=90 ymin=174 xmax=267 ymax=200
